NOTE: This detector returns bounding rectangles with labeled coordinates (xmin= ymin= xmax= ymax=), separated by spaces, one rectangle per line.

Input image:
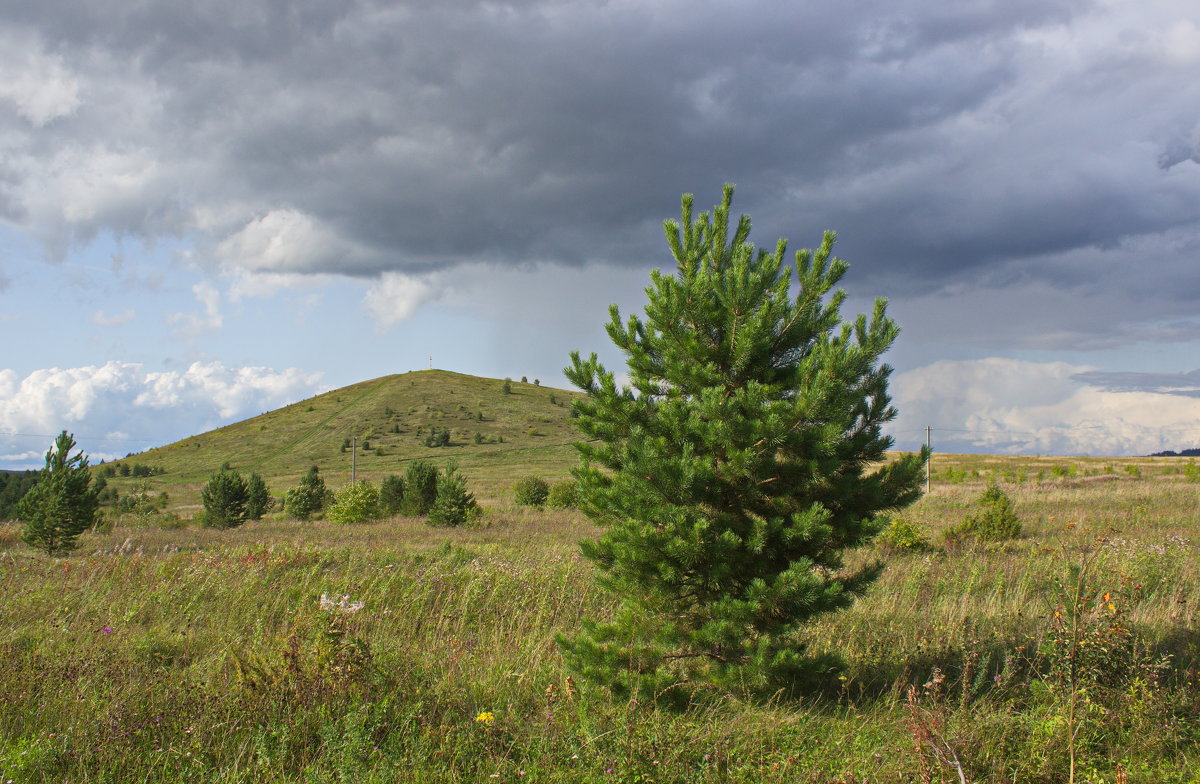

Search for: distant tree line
xmin=99 ymin=461 xmax=166 ymax=478
xmin=1149 ymin=448 xmax=1200 ymax=457
xmin=0 ymin=470 xmax=39 ymax=521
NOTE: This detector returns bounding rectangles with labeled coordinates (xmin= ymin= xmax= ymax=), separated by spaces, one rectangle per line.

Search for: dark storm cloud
xmin=2 ymin=0 xmax=1199 ymax=338
xmin=1074 ymin=368 xmax=1200 ymax=397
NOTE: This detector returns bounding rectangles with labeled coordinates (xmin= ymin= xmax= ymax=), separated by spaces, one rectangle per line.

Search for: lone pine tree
xmin=558 ymin=186 xmax=926 ymax=701
xmin=18 ymin=431 xmax=100 ymax=555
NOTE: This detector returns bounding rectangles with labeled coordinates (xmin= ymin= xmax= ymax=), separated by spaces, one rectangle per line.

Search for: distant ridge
xmin=1149 ymin=448 xmax=1200 ymax=457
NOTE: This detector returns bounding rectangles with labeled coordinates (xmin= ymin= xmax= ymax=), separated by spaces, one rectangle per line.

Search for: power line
xmin=0 ymin=431 xmax=151 ymax=443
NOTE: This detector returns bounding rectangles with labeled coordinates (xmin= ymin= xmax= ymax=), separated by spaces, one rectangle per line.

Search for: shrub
xmin=877 ymin=515 xmax=932 ymax=552
xmin=513 ymin=476 xmax=549 ymax=507
xmin=379 ymin=474 xmax=405 ymax=515
xmin=427 ymin=463 xmax=479 ymax=527
xmin=18 ymin=431 xmax=100 ymax=555
xmin=547 ymin=480 xmax=578 ymax=509
xmin=424 ymin=428 xmax=450 ymax=447
xmin=284 ymin=466 xmax=329 ymax=521
xmin=245 ymin=473 xmax=273 ymax=520
xmin=502 ymin=379 xmax=512 ymax=395
xmin=950 ymin=482 xmax=1022 ymax=542
xmin=201 ymin=469 xmax=249 ymax=529
xmin=401 ymin=460 xmax=439 ymax=516
xmin=328 ymin=481 xmax=381 ymax=524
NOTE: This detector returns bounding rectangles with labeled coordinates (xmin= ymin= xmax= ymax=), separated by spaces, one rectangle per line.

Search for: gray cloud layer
xmin=2 ymin=0 xmax=1199 ymax=346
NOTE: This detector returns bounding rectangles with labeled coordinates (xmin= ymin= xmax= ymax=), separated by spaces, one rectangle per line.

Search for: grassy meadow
xmin=2 ymin=383 xmax=1199 ymax=782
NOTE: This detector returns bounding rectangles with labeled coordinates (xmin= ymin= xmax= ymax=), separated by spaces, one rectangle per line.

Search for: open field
xmin=1 ymin=452 xmax=1197 ymax=783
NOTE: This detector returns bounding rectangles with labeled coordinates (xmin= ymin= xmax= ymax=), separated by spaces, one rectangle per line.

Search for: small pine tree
xmin=284 ymin=466 xmax=329 ymax=521
xmin=950 ymin=482 xmax=1022 ymax=542
xmin=201 ymin=469 xmax=249 ymax=529
xmin=427 ymin=462 xmax=479 ymax=527
xmin=513 ymin=476 xmax=549 ymax=507
xmin=245 ymin=473 xmax=273 ymax=520
xmin=379 ymin=474 xmax=405 ymax=514
xmin=401 ymin=460 xmax=439 ymax=516
xmin=328 ymin=481 xmax=381 ymax=524
xmin=502 ymin=380 xmax=512 ymax=395
xmin=18 ymin=431 xmax=100 ymax=555
xmin=557 ymin=186 xmax=926 ymax=700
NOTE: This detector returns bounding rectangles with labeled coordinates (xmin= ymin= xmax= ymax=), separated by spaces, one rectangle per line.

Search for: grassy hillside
xmin=103 ymin=369 xmax=584 ymax=511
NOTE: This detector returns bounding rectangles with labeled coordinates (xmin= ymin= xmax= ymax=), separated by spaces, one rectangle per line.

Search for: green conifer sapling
xmin=558 ymin=186 xmax=927 ymax=701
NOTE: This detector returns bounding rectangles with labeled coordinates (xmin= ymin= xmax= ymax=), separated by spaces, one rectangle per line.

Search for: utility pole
xmin=925 ymin=425 xmax=932 ymax=494
xmin=352 ymin=435 xmax=357 ymax=484
xmin=429 ymin=355 xmax=433 ymax=370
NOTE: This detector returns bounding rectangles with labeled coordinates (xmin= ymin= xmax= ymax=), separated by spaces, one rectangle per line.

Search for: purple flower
xmin=102 ymin=627 xmax=113 ymax=634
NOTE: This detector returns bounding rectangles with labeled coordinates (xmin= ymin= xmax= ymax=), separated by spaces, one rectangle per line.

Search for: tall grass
xmin=1 ymin=462 xmax=1198 ymax=782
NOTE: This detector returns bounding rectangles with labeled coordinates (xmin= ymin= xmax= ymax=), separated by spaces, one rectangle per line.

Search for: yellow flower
xmin=475 ymin=711 xmax=496 ymax=726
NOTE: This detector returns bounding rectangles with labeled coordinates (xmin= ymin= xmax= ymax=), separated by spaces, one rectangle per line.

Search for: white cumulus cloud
xmin=0 ymin=30 xmax=81 ymax=126
xmin=0 ymin=360 xmax=325 ymax=469
xmin=364 ymin=271 xmax=442 ymax=328
xmin=890 ymin=358 xmax=1200 ymax=456
xmin=168 ymin=281 xmax=223 ymax=338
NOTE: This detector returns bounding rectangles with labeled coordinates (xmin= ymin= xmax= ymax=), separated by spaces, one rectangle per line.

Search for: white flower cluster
xmin=319 ymin=593 xmax=365 ymax=613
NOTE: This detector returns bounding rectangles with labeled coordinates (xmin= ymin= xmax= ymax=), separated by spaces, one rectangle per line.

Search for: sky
xmin=3 ymin=0 xmax=1200 ymax=469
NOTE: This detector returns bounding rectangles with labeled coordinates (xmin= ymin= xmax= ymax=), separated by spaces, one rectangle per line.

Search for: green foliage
xmin=877 ymin=515 xmax=932 ymax=553
xmin=0 ymin=470 xmax=39 ymax=521
xmin=115 ymin=483 xmax=168 ymax=522
xmin=423 ymin=427 xmax=451 ymax=447
xmin=284 ymin=466 xmax=329 ymax=521
xmin=1124 ymin=464 xmax=1142 ymax=479
xmin=1183 ymin=460 xmax=1199 ymax=482
xmin=558 ymin=186 xmax=926 ymax=701
xmin=950 ymin=482 xmax=1022 ymax=542
xmin=512 ymin=476 xmax=549 ymax=507
xmin=427 ymin=462 xmax=479 ymax=527
xmin=17 ymin=431 xmax=100 ymax=555
xmin=327 ymin=481 xmax=381 ymax=525
xmin=401 ymin=460 xmax=439 ymax=516
xmin=502 ymin=378 xmax=512 ymax=395
xmin=546 ymin=479 xmax=578 ymax=509
xmin=245 ymin=473 xmax=273 ymax=520
xmin=379 ymin=474 xmax=405 ymax=515
xmin=200 ymin=470 xmax=249 ymax=529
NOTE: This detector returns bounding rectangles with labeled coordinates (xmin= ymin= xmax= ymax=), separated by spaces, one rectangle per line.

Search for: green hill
xmin=106 ymin=370 xmax=584 ymax=510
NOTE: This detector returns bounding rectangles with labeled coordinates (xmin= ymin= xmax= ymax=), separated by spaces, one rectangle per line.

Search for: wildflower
xmin=475 ymin=711 xmax=496 ymax=726
xmin=319 ymin=593 xmax=365 ymax=613
xmin=102 ymin=626 xmax=113 ymax=634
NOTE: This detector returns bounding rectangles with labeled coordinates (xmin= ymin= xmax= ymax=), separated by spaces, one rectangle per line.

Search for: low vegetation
xmin=0 ymin=463 xmax=1196 ymax=782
